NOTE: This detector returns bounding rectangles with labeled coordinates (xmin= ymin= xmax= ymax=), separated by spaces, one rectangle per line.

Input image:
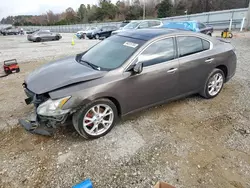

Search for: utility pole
xmin=246 ymin=1 xmax=250 ymax=30
xmin=143 ymin=0 xmax=146 ymax=20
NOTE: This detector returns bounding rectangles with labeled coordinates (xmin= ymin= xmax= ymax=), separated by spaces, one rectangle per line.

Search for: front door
xmin=122 ymin=37 xmax=180 ymax=113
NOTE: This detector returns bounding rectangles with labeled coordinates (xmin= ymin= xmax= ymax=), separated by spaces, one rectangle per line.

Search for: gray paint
xmin=25 ymin=31 xmax=237 ymax=116
xmin=25 ymin=56 xmax=107 ymax=94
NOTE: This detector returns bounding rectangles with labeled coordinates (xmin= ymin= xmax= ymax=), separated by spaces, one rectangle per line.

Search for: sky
xmin=0 ymin=0 xmax=118 ymax=19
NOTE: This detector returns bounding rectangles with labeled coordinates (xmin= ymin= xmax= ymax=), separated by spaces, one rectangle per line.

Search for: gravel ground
xmin=0 ymin=33 xmax=250 ymax=188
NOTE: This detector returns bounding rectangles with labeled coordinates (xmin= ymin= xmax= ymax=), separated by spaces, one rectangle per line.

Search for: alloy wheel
xmin=83 ymin=104 xmax=114 ymax=136
xmin=208 ymin=73 xmax=224 ymax=96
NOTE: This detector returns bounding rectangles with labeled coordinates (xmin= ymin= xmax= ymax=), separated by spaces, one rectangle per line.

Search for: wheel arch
xmin=96 ymin=96 xmax=122 ymax=117
xmin=216 ymin=65 xmax=228 ymax=81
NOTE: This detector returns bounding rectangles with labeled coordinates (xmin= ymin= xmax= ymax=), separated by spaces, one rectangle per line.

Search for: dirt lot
xmin=0 ymin=33 xmax=250 ymax=188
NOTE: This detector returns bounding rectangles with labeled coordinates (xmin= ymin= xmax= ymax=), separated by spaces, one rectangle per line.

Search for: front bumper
xmin=27 ymin=37 xmax=34 ymax=41
xmin=86 ymin=33 xmax=94 ymax=39
xmin=20 ymin=87 xmax=70 ymax=136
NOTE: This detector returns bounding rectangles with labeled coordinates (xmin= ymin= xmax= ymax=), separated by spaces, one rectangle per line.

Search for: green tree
xmin=157 ymin=0 xmax=173 ymax=18
xmin=77 ymin=4 xmax=88 ymax=23
xmin=87 ymin=5 xmax=98 ymax=22
xmin=96 ymin=0 xmax=118 ymax=21
xmin=65 ymin=7 xmax=77 ymax=24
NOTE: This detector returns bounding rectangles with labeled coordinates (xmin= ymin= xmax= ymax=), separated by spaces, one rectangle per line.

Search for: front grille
xmin=23 ymin=83 xmax=49 ymax=106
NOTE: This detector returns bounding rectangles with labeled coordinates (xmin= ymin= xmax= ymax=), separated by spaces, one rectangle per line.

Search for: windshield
xmin=123 ymin=21 xmax=140 ymax=29
xmin=80 ymin=36 xmax=145 ymax=70
xmin=86 ymin=27 xmax=96 ymax=31
xmin=120 ymin=22 xmax=129 ymax=27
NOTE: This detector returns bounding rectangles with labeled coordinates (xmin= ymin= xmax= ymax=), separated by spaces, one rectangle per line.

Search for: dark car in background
xmin=27 ymin=30 xmax=62 ymax=42
xmin=1 ymin=27 xmax=20 ymax=35
xmin=86 ymin=26 xmax=118 ymax=39
xmin=163 ymin=21 xmax=213 ymax=36
xmin=20 ymin=29 xmax=236 ymax=139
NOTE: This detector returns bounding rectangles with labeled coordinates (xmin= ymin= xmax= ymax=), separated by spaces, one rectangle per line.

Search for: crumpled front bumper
xmin=20 ymin=86 xmax=69 ymax=136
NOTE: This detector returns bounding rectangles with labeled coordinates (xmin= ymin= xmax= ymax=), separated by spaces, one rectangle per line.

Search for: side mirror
xmin=133 ymin=62 xmax=143 ymax=74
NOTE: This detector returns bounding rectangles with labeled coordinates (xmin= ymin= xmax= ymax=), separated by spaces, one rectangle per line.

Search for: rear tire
xmin=199 ymin=68 xmax=225 ymax=99
xmin=16 ymin=68 xmax=20 ymax=73
xmin=73 ymin=99 xmax=118 ymax=139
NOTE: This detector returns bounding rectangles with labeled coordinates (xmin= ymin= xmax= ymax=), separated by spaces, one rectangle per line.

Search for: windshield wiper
xmin=80 ymin=60 xmax=101 ymax=71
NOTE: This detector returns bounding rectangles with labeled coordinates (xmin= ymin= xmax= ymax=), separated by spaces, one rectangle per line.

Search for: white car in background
xmin=76 ymin=27 xmax=98 ymax=39
xmin=112 ymin=20 xmax=163 ymax=35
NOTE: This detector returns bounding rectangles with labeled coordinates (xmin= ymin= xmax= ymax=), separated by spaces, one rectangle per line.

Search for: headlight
xmin=37 ymin=96 xmax=71 ymax=116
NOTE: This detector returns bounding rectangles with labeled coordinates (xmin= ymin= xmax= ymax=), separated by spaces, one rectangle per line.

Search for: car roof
xmin=130 ymin=19 xmax=161 ymax=22
xmin=167 ymin=21 xmax=199 ymax=23
xmin=117 ymin=28 xmax=192 ymax=41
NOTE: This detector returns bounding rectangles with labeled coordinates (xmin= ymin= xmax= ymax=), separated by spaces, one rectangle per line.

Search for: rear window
xmin=202 ymin=39 xmax=210 ymax=50
xmin=177 ymin=36 xmax=211 ymax=57
xmin=178 ymin=36 xmax=203 ymax=57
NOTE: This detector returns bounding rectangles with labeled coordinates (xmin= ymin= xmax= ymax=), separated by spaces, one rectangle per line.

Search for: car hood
xmin=25 ymin=56 xmax=107 ymax=94
xmin=112 ymin=29 xmax=123 ymax=34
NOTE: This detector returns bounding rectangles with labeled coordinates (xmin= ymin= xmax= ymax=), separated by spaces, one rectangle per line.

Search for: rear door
xmin=104 ymin=26 xmax=114 ymax=37
xmin=177 ymin=36 xmax=215 ymax=94
xmin=40 ymin=31 xmax=51 ymax=41
xmin=100 ymin=27 xmax=108 ymax=37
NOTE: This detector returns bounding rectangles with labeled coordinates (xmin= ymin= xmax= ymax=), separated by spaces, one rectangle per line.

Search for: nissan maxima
xmin=20 ymin=29 xmax=237 ymax=139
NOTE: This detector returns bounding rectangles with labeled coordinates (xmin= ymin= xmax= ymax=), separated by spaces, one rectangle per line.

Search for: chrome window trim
xmin=123 ymin=33 xmax=213 ymax=72
xmin=175 ymin=34 xmax=213 ymax=60
xmin=123 ymin=35 xmax=175 ymax=71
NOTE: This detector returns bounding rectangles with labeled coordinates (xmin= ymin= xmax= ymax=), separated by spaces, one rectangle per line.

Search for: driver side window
xmin=138 ymin=38 xmax=175 ymax=67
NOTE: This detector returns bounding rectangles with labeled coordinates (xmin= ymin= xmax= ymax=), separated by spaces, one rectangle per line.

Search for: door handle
xmin=167 ymin=68 xmax=178 ymax=74
xmin=205 ymin=58 xmax=214 ymax=63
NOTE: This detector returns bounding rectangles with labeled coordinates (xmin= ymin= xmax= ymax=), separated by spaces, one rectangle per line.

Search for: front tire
xmin=200 ymin=68 xmax=225 ymax=99
xmin=36 ymin=37 xmax=41 ymax=42
xmin=95 ymin=34 xmax=100 ymax=39
xmin=73 ymin=99 xmax=118 ymax=139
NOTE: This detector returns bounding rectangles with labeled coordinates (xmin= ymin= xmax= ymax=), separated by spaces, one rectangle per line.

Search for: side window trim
xmin=124 ymin=36 xmax=178 ymax=72
xmin=202 ymin=39 xmax=210 ymax=51
xmin=134 ymin=37 xmax=177 ymax=68
xmin=176 ymin=35 xmax=213 ymax=59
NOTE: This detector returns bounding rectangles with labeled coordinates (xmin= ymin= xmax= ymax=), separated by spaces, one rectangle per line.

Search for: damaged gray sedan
xmin=20 ymin=29 xmax=237 ymax=139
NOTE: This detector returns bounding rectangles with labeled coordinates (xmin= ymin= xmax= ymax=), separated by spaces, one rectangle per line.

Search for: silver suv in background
xmin=112 ymin=20 xmax=163 ymax=35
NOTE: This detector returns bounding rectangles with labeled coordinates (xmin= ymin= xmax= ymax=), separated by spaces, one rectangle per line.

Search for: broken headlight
xmin=37 ymin=96 xmax=71 ymax=116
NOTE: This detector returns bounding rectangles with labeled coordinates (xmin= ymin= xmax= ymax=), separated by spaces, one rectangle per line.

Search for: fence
xmin=22 ymin=22 xmax=122 ymax=33
xmin=1 ymin=8 xmax=248 ymax=33
xmin=162 ymin=8 xmax=248 ymax=30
